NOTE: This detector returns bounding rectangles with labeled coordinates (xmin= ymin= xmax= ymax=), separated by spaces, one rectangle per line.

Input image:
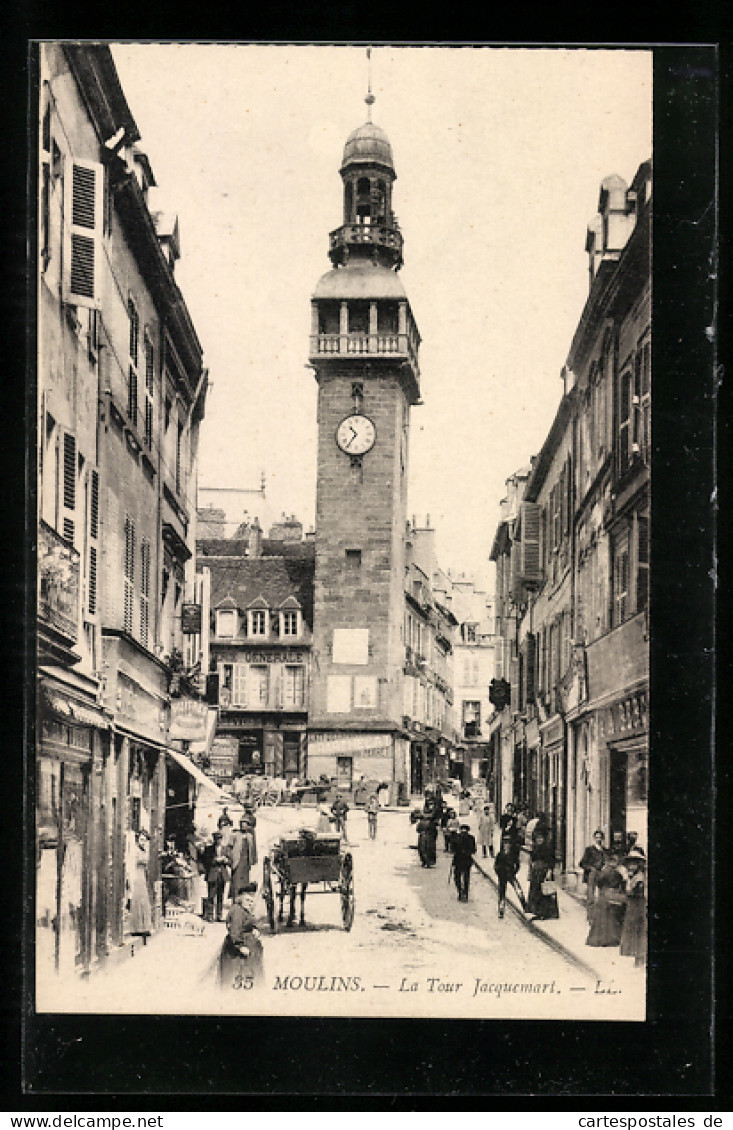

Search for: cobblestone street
xmin=41 ymin=805 xmax=644 ymax=1020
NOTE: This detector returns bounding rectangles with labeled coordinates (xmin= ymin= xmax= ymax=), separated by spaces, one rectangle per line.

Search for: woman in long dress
xmin=619 ymin=848 xmax=647 ymax=965
xmin=585 ymin=854 xmax=626 ymax=947
xmin=416 ymin=813 xmax=438 ymax=867
xmin=129 ymin=829 xmax=153 ymax=937
xmin=526 ymin=822 xmax=558 ymax=919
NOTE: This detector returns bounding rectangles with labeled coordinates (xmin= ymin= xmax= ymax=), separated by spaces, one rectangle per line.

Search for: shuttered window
xmin=612 ymin=532 xmax=630 ymax=627
xmin=284 ymin=666 xmax=305 ymax=708
xmin=124 ymin=516 xmax=135 ymax=634
xmin=63 ymin=159 xmax=103 ymax=307
xmin=618 ymin=368 xmax=632 ymax=470
xmin=61 ymin=431 xmax=77 ymax=545
xmin=128 ymin=300 xmax=139 ymax=425
xmin=140 ymin=539 xmax=151 ymax=646
xmin=636 ymin=513 xmax=649 ymax=613
xmin=144 ymin=332 xmax=154 ymax=448
xmin=86 ymin=467 xmax=99 ymax=616
xmin=519 ymin=501 xmax=542 ymax=583
xmin=232 ymin=664 xmax=248 ymax=707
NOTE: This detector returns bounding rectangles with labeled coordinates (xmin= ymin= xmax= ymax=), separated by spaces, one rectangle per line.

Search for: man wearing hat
xmin=230 ymin=815 xmax=257 ymax=899
xmin=201 ymin=831 xmax=232 ymax=921
xmin=451 ymin=823 xmax=477 ymax=902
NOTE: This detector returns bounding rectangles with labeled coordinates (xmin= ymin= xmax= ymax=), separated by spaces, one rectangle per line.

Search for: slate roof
xmin=198 ymin=537 xmax=315 ymax=560
xmin=204 ymin=553 xmax=315 ymax=629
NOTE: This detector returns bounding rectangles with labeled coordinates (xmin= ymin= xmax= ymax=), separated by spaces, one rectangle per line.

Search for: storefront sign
xmin=241 ymin=649 xmax=305 ymax=664
xmin=181 ymin=603 xmax=202 ymax=634
xmin=169 ymin=697 xmax=208 ymax=741
xmin=597 ymin=690 xmax=648 ymax=741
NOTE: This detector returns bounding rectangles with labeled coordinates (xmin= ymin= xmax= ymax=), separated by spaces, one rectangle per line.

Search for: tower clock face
xmin=336 ymin=413 xmax=376 ymax=456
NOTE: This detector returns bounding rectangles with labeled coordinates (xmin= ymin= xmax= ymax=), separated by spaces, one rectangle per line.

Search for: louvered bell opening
xmin=70 ymin=234 xmax=94 ymax=298
xmin=63 ymin=518 xmax=75 ymax=546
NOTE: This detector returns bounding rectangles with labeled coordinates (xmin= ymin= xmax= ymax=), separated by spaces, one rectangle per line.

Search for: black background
xmin=2 ymin=10 xmax=728 ymax=1109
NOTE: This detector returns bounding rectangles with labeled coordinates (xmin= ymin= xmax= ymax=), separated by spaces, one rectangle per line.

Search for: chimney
xmin=248 ymin=517 xmax=263 ymax=558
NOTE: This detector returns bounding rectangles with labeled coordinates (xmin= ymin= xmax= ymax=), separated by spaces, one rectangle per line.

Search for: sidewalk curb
xmin=473 ymin=864 xmax=604 ymax=983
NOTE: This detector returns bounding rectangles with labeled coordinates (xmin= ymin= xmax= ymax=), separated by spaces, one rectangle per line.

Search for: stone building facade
xmin=37 ymin=44 xmax=208 ymax=986
xmin=488 ymin=160 xmax=651 ymax=872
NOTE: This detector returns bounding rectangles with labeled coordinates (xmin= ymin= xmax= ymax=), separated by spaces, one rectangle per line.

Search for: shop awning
xmin=167 ymin=746 xmax=226 ymax=799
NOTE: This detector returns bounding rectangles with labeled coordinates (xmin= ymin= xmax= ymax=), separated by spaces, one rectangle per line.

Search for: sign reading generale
xmin=241 ymin=649 xmax=306 ymax=664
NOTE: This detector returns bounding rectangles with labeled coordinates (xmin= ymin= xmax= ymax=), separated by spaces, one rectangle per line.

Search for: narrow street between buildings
xmin=41 ymin=804 xmax=644 ymax=1020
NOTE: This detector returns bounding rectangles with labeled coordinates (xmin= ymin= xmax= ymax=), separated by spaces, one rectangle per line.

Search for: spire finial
xmin=365 ymin=46 xmax=375 ymax=121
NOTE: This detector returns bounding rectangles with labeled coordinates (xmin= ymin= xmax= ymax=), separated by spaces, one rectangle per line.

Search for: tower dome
xmin=341 ymin=121 xmax=395 ymax=173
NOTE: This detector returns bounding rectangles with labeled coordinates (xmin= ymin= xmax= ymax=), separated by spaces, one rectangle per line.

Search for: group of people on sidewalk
xmin=579 ymin=829 xmax=647 ymax=965
xmin=412 ymin=790 xmax=565 ymax=923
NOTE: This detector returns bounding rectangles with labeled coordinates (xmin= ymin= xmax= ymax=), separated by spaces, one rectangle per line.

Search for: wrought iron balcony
xmin=329 ymin=223 xmax=403 ymax=268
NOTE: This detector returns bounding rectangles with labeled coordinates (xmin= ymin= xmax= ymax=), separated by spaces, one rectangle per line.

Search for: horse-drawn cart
xmin=262 ymin=829 xmax=355 ymax=931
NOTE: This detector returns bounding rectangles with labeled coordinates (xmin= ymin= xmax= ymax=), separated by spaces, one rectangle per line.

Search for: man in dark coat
xmin=452 ymin=823 xmax=477 ymax=902
xmin=200 ymin=832 xmax=231 ymax=921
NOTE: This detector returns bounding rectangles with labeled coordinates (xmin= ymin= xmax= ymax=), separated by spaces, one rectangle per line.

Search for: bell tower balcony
xmin=328 ymin=222 xmax=403 ymax=270
xmin=309 ymin=283 xmax=421 ymax=404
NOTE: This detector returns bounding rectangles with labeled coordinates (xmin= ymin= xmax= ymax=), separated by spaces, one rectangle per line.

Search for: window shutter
xmin=519 ymin=501 xmax=542 ymax=583
xmin=509 ymin=536 xmax=523 ymax=604
xmin=233 ymin=664 xmax=248 ymax=707
xmin=123 ymin=516 xmax=135 ymax=635
xmin=144 ymin=334 xmax=155 ymax=448
xmin=60 ymin=430 xmax=77 ymax=545
xmin=524 ymin=633 xmax=536 ymax=703
xmin=63 ymin=159 xmax=103 ymax=308
xmin=509 ymin=656 xmax=519 ymax=713
xmin=140 ymin=540 xmax=150 ymax=647
xmin=86 ymin=466 xmax=99 ymax=616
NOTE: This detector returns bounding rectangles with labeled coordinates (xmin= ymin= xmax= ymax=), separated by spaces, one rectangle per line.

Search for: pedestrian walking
xmin=366 ymin=794 xmax=379 ymax=840
xmin=619 ymin=848 xmax=647 ymax=966
xmin=416 ymin=811 xmax=438 ymax=867
xmin=492 ymin=807 xmax=526 ymax=917
xmin=218 ymin=883 xmax=264 ymax=989
xmin=451 ymin=823 xmax=477 ymax=901
xmin=443 ymin=808 xmax=459 ymax=853
xmin=477 ymin=803 xmax=495 ymax=858
xmin=526 ymin=821 xmax=559 ymax=920
xmin=579 ymin=830 xmax=607 ymax=921
xmin=493 ymin=844 xmax=527 ymax=918
xmin=201 ymin=832 xmax=232 ymax=921
xmin=230 ymin=816 xmax=257 ymax=899
xmin=331 ymin=795 xmax=350 ymax=842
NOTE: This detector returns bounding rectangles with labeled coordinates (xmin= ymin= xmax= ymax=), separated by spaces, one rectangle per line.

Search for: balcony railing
xmin=329 ymin=222 xmax=403 ymax=258
xmin=310 ymin=331 xmax=419 ymax=373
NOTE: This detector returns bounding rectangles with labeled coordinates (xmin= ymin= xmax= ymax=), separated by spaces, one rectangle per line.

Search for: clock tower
xmin=307 ymin=91 xmax=421 ymax=798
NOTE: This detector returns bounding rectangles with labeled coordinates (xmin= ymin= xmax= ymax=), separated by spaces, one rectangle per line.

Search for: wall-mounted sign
xmin=181 ymin=603 xmax=202 ymax=634
xmin=169 ymin=697 xmax=208 ymax=741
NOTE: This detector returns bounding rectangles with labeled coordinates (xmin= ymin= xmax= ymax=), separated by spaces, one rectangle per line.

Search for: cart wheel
xmin=340 ymin=853 xmax=355 ymax=931
xmin=262 ymin=857 xmax=276 ymax=932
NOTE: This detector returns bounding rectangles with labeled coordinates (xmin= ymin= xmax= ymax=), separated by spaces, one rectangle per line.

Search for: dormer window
xmin=281 ymin=610 xmax=300 ymax=638
xmin=249 ymin=609 xmax=267 ymax=637
xmin=216 ymin=609 xmax=237 ymax=638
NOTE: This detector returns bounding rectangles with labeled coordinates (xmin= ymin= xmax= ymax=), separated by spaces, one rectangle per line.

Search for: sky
xmin=111 ymin=44 xmax=652 ymax=583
